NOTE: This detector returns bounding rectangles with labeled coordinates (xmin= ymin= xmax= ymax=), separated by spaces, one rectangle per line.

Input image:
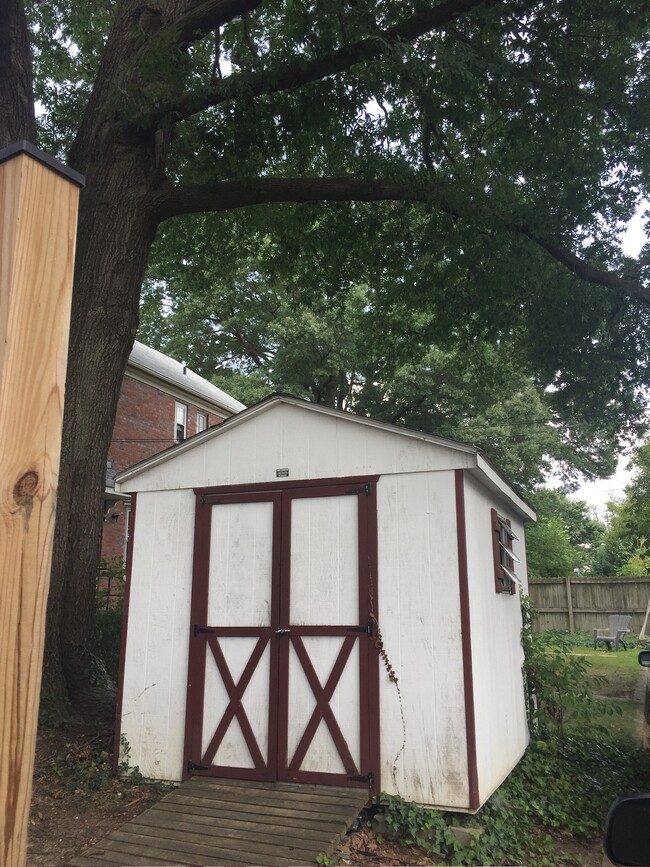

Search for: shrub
xmin=95 ymin=557 xmax=125 ymax=681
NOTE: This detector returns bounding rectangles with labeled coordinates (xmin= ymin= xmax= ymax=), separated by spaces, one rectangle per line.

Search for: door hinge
xmin=347 ymin=483 xmax=371 ymax=496
xmin=349 ymin=771 xmax=374 ymax=788
xmin=194 ymin=624 xmax=213 ymax=637
xmin=349 ymin=621 xmax=373 ymax=636
xmin=187 ymin=760 xmax=209 ymax=772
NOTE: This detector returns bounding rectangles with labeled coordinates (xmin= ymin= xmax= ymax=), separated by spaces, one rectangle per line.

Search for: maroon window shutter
xmin=491 ymin=508 xmax=504 ymax=593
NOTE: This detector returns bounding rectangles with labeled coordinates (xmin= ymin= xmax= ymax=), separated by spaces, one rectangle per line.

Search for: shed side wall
xmin=119 ymin=489 xmax=195 ymax=781
xmin=462 ymin=473 xmax=529 ymax=803
xmin=377 ymin=471 xmax=469 ymax=809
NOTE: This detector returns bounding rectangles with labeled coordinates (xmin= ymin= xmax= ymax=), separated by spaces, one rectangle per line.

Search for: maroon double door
xmin=183 ymin=477 xmax=380 ymax=792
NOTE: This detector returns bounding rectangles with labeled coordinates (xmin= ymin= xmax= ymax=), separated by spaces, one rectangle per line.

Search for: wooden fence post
xmin=565 ymin=575 xmax=575 ymax=633
xmin=0 ymin=141 xmax=83 ymax=867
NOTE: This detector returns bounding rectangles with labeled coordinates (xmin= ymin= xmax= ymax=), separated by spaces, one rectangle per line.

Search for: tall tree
xmin=140 ymin=220 xmax=621 ymax=489
xmin=3 ymin=0 xmax=650 ymax=717
xmin=525 ymin=488 xmax=605 ymax=576
xmin=592 ymin=443 xmax=650 ymax=575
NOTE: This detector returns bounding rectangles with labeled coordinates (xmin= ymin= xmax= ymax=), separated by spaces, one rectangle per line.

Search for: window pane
xmin=497 ymin=516 xmax=519 ymax=541
xmin=502 ymin=564 xmax=521 ymax=585
xmin=498 ymin=539 xmax=521 ymax=563
xmin=175 ymin=403 xmax=187 ymax=441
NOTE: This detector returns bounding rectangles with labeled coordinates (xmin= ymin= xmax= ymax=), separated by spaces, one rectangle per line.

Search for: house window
xmin=491 ymin=509 xmax=520 ymax=594
xmin=175 ymin=402 xmax=187 ymax=442
xmin=196 ymin=412 xmax=207 ymax=433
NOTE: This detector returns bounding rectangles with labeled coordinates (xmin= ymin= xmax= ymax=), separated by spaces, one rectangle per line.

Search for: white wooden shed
xmin=114 ymin=394 xmax=535 ymax=812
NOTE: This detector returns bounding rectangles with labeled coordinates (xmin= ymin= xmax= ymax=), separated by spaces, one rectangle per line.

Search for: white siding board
xmin=119 ymin=404 xmax=534 ymax=808
xmin=377 ymin=472 xmax=469 ymax=809
xmin=119 ymin=489 xmax=195 ymax=781
xmin=208 ymin=501 xmax=273 ymax=627
xmin=118 ymin=403 xmax=476 ymax=493
xmin=290 ymin=495 xmax=358 ymax=625
xmin=462 ymin=473 xmax=529 ymax=804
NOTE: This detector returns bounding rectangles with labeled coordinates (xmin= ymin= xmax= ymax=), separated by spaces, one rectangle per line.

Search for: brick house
xmin=101 ymin=341 xmax=245 ymax=564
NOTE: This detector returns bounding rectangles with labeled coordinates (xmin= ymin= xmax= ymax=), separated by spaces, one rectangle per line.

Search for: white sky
xmin=569 ymin=203 xmax=648 ymax=519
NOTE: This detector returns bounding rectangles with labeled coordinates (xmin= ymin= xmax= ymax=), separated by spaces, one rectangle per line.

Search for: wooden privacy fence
xmin=528 ymin=576 xmax=650 ymax=634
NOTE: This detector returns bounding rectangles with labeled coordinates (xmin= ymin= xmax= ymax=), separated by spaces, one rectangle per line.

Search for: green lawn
xmin=573 ymin=646 xmax=643 ymax=698
xmin=569 ymin=645 xmax=646 ymax=743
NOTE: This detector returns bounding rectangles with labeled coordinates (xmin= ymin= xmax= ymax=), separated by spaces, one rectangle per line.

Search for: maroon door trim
xmin=184 ymin=490 xmax=281 ymax=782
xmin=287 ymin=634 xmax=357 ymax=776
xmin=113 ymin=493 xmax=137 ymax=776
xmin=195 ymin=474 xmax=380 ymax=500
xmin=201 ymin=635 xmax=269 ymax=770
xmin=455 ymin=469 xmax=480 ymax=810
xmin=184 ymin=476 xmax=380 ymax=793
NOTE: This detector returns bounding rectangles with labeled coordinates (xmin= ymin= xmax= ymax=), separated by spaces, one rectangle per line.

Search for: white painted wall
xmin=377 ymin=471 xmax=469 ymax=809
xmin=118 ymin=403 xmax=476 ymax=493
xmin=118 ymin=405 xmax=532 ymax=808
xmin=119 ymin=489 xmax=195 ymax=781
xmin=462 ymin=473 xmax=530 ymax=804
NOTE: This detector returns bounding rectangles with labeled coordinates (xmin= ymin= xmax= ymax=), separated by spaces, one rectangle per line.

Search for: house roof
xmin=116 ymin=392 xmax=536 ymax=521
xmin=127 ymin=341 xmax=246 ymax=416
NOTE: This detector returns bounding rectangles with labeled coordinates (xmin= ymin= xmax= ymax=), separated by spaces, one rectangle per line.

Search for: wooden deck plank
xmin=166 ymin=789 xmax=360 ymax=820
xmin=66 ymin=857 xmax=116 ymax=866
xmin=113 ymin=822 xmax=319 ymax=862
xmin=177 ymin=779 xmax=365 ymax=803
xmin=76 ymin=837 xmax=244 ymax=867
xmin=128 ymin=813 xmax=326 ymax=851
xmin=72 ymin=848 xmax=183 ymax=866
xmin=130 ymin=806 xmax=335 ymax=846
xmin=108 ymin=828 xmax=309 ymax=867
xmin=194 ymin=778 xmax=356 ymax=797
xmin=153 ymin=799 xmax=353 ymax=833
xmin=70 ymin=778 xmax=368 ymax=867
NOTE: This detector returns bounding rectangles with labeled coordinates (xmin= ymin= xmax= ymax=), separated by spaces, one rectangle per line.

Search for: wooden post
xmin=0 ymin=141 xmax=83 ymax=867
xmin=565 ymin=575 xmax=575 ymax=633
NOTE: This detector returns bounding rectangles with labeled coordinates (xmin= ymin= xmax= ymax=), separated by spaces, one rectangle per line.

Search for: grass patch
xmin=571 ymin=646 xmax=643 ymax=698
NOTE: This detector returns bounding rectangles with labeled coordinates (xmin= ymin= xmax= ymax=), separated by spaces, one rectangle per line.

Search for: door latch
xmin=276 ymin=628 xmax=290 ymax=635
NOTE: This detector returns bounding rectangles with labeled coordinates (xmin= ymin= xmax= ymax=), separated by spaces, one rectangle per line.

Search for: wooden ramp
xmin=69 ymin=778 xmax=368 ymax=866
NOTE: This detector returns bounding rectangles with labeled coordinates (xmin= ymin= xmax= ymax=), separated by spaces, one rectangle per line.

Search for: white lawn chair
xmin=593 ymin=614 xmax=632 ymax=651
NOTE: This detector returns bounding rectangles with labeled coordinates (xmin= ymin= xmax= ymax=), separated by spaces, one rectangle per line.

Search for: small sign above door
xmin=276 ymin=468 xmax=290 ymax=477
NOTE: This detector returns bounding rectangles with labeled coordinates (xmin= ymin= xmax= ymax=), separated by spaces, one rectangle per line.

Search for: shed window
xmin=491 ymin=509 xmax=519 ymax=594
xmin=175 ymin=402 xmax=187 ymax=443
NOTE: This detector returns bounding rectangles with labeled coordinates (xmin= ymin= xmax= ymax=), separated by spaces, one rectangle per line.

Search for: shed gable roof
xmin=116 ymin=393 xmax=535 ymax=520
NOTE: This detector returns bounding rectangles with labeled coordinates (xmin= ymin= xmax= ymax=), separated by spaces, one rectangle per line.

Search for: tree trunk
xmin=0 ymin=0 xmax=35 ymax=147
xmin=41 ymin=131 xmax=160 ymax=720
xmin=39 ymin=0 xmax=190 ymax=722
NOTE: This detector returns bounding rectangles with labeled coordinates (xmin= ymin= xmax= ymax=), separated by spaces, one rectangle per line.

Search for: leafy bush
xmin=95 ymin=557 xmax=125 ymax=681
xmin=371 ymin=598 xmax=650 ymax=865
xmin=375 ymin=735 xmax=650 ymax=866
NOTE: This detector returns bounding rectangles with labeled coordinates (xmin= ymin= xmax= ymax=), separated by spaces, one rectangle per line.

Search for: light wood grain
xmin=0 ymin=150 xmax=79 ymax=866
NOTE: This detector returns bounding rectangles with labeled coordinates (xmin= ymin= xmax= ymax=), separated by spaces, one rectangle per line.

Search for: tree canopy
xmin=140 ymin=206 xmax=633 ymax=489
xmin=3 ymin=0 xmax=650 ymax=716
xmin=524 ymin=488 xmax=605 ymax=576
xmin=591 ymin=442 xmax=650 ymax=575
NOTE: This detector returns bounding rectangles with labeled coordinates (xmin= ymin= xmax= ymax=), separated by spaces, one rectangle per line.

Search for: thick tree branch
xmin=160 ymin=0 xmax=264 ymax=48
xmin=525 ymin=233 xmax=647 ymax=297
xmin=153 ymin=176 xmax=650 ymax=302
xmin=146 ymin=0 xmax=487 ymax=127
xmin=0 ymin=0 xmax=35 ymax=147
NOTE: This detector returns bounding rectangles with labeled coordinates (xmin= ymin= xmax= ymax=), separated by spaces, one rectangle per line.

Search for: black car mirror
xmin=605 ymin=794 xmax=650 ymax=866
xmin=639 ymin=651 xmax=650 ymax=668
